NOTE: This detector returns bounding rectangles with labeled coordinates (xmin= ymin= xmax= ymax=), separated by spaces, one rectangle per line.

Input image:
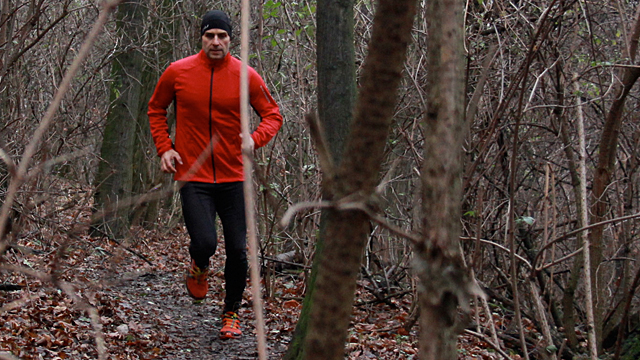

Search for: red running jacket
xmin=148 ymin=50 xmax=283 ymax=183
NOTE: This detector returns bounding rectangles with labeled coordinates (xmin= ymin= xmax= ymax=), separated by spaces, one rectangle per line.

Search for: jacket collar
xmin=198 ymin=50 xmax=231 ymax=69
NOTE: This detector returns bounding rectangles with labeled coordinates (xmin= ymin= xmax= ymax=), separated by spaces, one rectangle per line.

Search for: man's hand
xmin=240 ymin=133 xmax=255 ymax=153
xmin=160 ymin=149 xmax=182 ymax=173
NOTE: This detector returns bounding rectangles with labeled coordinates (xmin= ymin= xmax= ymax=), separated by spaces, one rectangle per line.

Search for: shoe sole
xmin=219 ymin=331 xmax=241 ymax=340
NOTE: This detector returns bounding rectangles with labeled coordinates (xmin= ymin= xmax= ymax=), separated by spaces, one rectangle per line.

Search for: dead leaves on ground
xmin=1 ymin=222 xmax=512 ymax=359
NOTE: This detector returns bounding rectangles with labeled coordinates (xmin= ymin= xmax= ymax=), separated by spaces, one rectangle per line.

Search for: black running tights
xmin=180 ymin=181 xmax=247 ymax=312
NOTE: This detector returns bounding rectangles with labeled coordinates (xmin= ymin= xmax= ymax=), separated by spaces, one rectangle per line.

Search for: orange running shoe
xmin=185 ymin=261 xmax=209 ymax=300
xmin=219 ymin=311 xmax=242 ymax=339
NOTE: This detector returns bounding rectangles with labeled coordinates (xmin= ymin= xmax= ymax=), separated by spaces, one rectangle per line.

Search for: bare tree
xmin=298 ymin=1 xmax=417 ymax=359
xmin=284 ymin=0 xmax=355 ymax=357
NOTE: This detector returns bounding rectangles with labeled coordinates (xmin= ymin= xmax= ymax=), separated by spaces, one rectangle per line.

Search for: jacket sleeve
xmin=148 ymin=65 xmax=178 ymax=157
xmin=248 ymin=69 xmax=283 ymax=148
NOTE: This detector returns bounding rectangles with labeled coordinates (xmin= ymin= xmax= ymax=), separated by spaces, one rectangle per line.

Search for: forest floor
xmin=1 ymin=218 xmax=507 ymax=359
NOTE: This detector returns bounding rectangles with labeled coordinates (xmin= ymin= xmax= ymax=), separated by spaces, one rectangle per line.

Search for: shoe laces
xmin=189 ymin=264 xmax=208 ymax=283
xmin=222 ymin=312 xmax=240 ymax=329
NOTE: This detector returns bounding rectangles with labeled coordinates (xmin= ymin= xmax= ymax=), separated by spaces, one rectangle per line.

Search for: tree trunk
xmin=129 ymin=0 xmax=177 ymax=227
xmin=589 ymin=4 xmax=640 ymax=350
xmin=316 ymin=1 xmax=355 ymax=167
xmin=301 ymin=1 xmax=416 ymax=359
xmin=284 ymin=0 xmax=356 ymax=358
xmin=416 ymin=0 xmax=477 ymax=358
xmin=92 ymin=0 xmax=147 ymax=237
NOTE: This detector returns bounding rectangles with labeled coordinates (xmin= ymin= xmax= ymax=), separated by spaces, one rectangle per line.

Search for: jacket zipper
xmin=209 ymin=67 xmax=217 ymax=183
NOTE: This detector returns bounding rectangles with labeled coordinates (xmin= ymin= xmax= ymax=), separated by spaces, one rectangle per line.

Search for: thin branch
xmin=305 ymin=112 xmax=334 ymax=177
xmin=533 ymin=211 xmax=640 ymax=267
xmin=240 ymin=0 xmax=267 ymax=358
xmin=460 ymin=237 xmax=532 ymax=269
xmin=576 ymin=75 xmax=598 ymax=360
xmin=613 ymin=265 xmax=640 ymax=359
xmin=337 ymin=201 xmax=422 ymax=244
xmin=464 ymin=329 xmax=514 ymax=360
xmin=91 ymin=136 xmax=218 ymax=225
xmin=280 ymin=197 xmax=422 ymax=245
xmin=1 ymin=5 xmax=75 ymax=77
xmin=465 ymin=44 xmax=498 ymax=123
xmin=280 ymin=200 xmax=333 ymax=228
xmin=535 ymin=247 xmax=583 ymax=272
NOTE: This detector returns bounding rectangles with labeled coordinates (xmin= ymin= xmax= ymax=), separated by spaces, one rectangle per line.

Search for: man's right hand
xmin=161 ymin=149 xmax=183 ymax=173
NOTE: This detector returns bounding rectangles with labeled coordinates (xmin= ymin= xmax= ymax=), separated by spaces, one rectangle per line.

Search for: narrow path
xmin=105 ymin=270 xmax=287 ymax=359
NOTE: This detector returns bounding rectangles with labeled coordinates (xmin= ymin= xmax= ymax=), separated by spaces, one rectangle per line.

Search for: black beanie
xmin=201 ymin=10 xmax=232 ymax=37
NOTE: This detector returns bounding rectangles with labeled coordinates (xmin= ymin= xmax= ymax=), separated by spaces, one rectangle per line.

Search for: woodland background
xmin=1 ymin=0 xmax=640 ymax=359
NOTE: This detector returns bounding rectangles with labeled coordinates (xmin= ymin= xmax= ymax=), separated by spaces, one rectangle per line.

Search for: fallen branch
xmin=0 ymin=283 xmax=23 ymax=291
xmin=355 ymin=289 xmax=412 ymax=307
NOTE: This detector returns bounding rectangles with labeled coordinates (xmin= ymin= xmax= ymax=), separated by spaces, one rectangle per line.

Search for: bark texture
xmin=316 ymin=0 xmax=356 ymax=167
xmin=92 ymin=0 xmax=147 ymax=237
xmin=416 ymin=0 xmax=478 ymax=358
xmin=302 ymin=1 xmax=417 ymax=359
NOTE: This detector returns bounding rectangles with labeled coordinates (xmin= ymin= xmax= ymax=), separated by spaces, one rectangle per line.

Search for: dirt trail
xmin=105 ymin=270 xmax=287 ymax=359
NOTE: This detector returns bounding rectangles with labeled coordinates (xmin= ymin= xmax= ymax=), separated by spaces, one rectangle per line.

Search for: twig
xmin=281 ymin=197 xmax=422 ymax=244
xmin=337 ymin=200 xmax=422 ymax=244
xmin=0 ymin=2 xmax=121 ymax=358
xmin=612 ymin=265 xmax=640 ymax=360
xmin=0 ymin=263 xmax=108 ymax=359
xmin=90 ymin=228 xmax=153 ymax=266
xmin=533 ymin=211 xmax=640 ymax=264
xmin=91 ymin=136 xmax=218 ymax=225
xmin=0 ymin=292 xmax=39 ymax=313
xmin=305 ymin=112 xmax=334 ymax=176
xmin=280 ymin=200 xmax=333 ymax=228
xmin=528 ymin=280 xmax=558 ymax=360
xmin=465 ymin=44 xmax=498 ymax=124
xmin=261 ymin=255 xmax=311 ymax=270
xmin=460 ymin=237 xmax=532 ymax=268
xmin=535 ymin=247 xmax=583 ymax=272
xmin=481 ymin=294 xmax=501 ymax=348
xmin=464 ymin=329 xmax=514 ymax=360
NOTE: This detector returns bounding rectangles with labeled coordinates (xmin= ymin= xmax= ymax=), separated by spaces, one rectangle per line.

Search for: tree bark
xmin=316 ymin=0 xmax=356 ymax=167
xmin=92 ymin=0 xmax=147 ymax=237
xmin=301 ymin=1 xmax=416 ymax=359
xmin=129 ymin=0 xmax=177 ymax=227
xmin=416 ymin=0 xmax=478 ymax=358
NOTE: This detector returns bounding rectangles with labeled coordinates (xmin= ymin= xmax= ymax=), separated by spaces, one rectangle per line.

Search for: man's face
xmin=202 ymin=28 xmax=230 ymax=60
